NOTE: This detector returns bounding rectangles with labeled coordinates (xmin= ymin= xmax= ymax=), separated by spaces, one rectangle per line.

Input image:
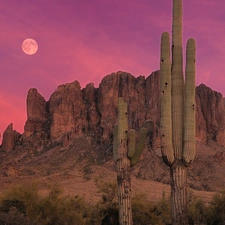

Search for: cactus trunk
xmin=117 ymin=162 xmax=132 ymax=225
xmin=170 ymin=164 xmax=188 ymax=225
xmin=160 ymin=0 xmax=196 ymax=224
xmin=117 ymin=98 xmax=132 ymax=225
xmin=113 ymin=97 xmax=147 ymax=225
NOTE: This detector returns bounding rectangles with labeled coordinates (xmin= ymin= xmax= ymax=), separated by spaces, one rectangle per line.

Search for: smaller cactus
xmin=113 ymin=98 xmax=147 ymax=166
xmin=113 ymin=97 xmax=147 ymax=225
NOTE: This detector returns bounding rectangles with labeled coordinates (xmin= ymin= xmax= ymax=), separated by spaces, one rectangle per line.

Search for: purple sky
xmin=1 ymin=0 xmax=225 ymax=138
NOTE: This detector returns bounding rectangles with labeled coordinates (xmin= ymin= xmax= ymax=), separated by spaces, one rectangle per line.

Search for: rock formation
xmin=49 ymin=81 xmax=87 ymax=139
xmin=1 ymin=124 xmax=20 ymax=152
xmin=1 ymin=71 xmax=225 ymax=151
xmin=196 ymin=84 xmax=225 ymax=146
xmin=24 ymin=88 xmax=48 ymax=138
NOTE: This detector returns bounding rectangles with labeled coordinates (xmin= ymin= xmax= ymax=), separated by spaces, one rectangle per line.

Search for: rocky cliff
xmin=19 ymin=71 xmax=161 ymax=149
xmin=3 ymin=70 xmax=225 ymax=150
xmin=196 ymin=84 xmax=225 ymax=146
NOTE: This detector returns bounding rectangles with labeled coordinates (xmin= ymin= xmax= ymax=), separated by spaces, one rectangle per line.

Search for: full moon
xmin=22 ymin=38 xmax=38 ymax=55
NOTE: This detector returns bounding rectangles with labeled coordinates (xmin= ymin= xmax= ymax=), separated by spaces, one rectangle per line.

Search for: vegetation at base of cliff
xmin=0 ymin=181 xmax=225 ymax=225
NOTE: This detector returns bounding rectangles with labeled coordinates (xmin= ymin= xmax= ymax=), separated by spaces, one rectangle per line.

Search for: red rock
xmin=49 ymin=81 xmax=87 ymax=139
xmin=82 ymin=82 xmax=100 ymax=137
xmin=196 ymin=84 xmax=225 ymax=146
xmin=4 ymin=70 xmax=225 ymax=150
xmin=1 ymin=124 xmax=20 ymax=152
xmin=24 ymin=88 xmax=48 ymax=138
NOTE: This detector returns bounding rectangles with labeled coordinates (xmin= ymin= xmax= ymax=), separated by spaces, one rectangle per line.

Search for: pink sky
xmin=1 ymin=0 xmax=225 ymax=138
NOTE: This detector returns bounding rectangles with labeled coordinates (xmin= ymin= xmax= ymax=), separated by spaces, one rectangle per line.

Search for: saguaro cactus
xmin=113 ymin=97 xmax=147 ymax=225
xmin=160 ymin=0 xmax=196 ymax=224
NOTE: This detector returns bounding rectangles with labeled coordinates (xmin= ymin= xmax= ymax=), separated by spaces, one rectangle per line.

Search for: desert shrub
xmin=0 ymin=207 xmax=36 ymax=225
xmin=92 ymin=186 xmax=225 ymax=225
xmin=132 ymin=193 xmax=162 ymax=225
xmin=188 ymin=192 xmax=208 ymax=225
xmin=95 ymin=179 xmax=117 ymax=206
xmin=93 ymin=180 xmax=172 ymax=225
xmin=83 ymin=164 xmax=93 ymax=180
xmin=206 ymin=190 xmax=225 ymax=225
xmin=132 ymin=192 xmax=171 ymax=225
xmin=0 ymin=199 xmax=26 ymax=214
xmin=33 ymin=185 xmax=87 ymax=225
xmin=0 ymin=182 xmax=90 ymax=225
xmin=153 ymin=191 xmax=172 ymax=225
xmin=0 ymin=181 xmax=40 ymax=220
xmin=186 ymin=190 xmax=225 ymax=225
xmin=90 ymin=179 xmax=119 ymax=225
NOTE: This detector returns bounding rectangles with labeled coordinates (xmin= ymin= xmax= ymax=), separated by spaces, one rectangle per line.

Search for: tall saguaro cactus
xmin=113 ymin=97 xmax=147 ymax=225
xmin=160 ymin=0 xmax=196 ymax=224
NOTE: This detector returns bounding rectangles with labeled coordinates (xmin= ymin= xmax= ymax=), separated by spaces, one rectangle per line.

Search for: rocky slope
xmin=1 ymin=71 xmax=225 ymax=193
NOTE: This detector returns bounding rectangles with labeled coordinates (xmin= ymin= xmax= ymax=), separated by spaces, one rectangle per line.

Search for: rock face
xmin=24 ymin=88 xmax=48 ymax=138
xmin=1 ymin=124 xmax=20 ymax=152
xmin=196 ymin=84 xmax=225 ymax=146
xmin=49 ymin=81 xmax=88 ymax=139
xmin=97 ymin=71 xmax=147 ymax=142
xmin=2 ymin=71 xmax=225 ymax=151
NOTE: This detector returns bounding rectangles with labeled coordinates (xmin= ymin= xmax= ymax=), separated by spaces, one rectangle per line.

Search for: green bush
xmin=206 ymin=190 xmax=225 ymax=225
xmin=91 ymin=179 xmax=119 ymax=225
xmin=0 ymin=182 xmax=89 ymax=225
xmin=94 ymin=180 xmax=172 ymax=225
xmin=132 ymin=192 xmax=171 ymax=225
xmin=188 ymin=192 xmax=208 ymax=225
xmin=187 ymin=190 xmax=225 ymax=225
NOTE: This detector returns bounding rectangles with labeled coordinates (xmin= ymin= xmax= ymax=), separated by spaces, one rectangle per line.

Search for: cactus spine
xmin=113 ymin=97 xmax=147 ymax=225
xmin=160 ymin=0 xmax=196 ymax=224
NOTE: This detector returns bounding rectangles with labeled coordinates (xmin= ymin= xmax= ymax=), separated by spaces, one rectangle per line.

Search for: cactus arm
xmin=130 ymin=127 xmax=147 ymax=166
xmin=128 ymin=129 xmax=135 ymax=159
xmin=160 ymin=32 xmax=175 ymax=166
xmin=128 ymin=128 xmax=147 ymax=166
xmin=172 ymin=0 xmax=184 ymax=159
xmin=113 ymin=124 xmax=119 ymax=161
xmin=183 ymin=38 xmax=196 ymax=165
